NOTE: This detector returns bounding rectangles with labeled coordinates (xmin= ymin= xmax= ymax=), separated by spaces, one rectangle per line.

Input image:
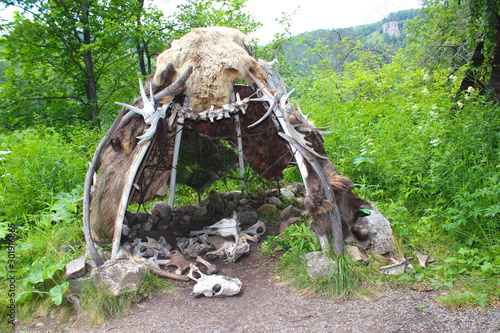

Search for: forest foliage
xmin=0 ymin=0 xmax=499 ymax=324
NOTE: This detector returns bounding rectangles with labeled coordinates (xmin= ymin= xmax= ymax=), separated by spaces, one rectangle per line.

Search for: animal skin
xmin=153 ymin=27 xmax=268 ymax=111
xmin=88 ymin=27 xmax=371 ymax=248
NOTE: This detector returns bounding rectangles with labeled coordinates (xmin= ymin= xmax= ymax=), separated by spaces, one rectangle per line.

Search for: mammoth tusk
xmin=154 ymin=66 xmax=193 ymax=103
xmin=247 ymin=93 xmax=280 ymax=129
xmin=279 ymin=132 xmax=344 ymax=255
xmin=111 ymin=140 xmax=152 ymax=258
xmin=83 ymin=104 xmax=131 ymax=267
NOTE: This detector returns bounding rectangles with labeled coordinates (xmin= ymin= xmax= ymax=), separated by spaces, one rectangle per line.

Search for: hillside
xmin=283 ymin=8 xmax=421 ymax=73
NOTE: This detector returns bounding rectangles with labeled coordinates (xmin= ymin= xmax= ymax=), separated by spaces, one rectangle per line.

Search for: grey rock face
xmin=65 ymin=256 xmax=86 ymax=280
xmin=356 ymin=210 xmax=396 ymax=254
xmin=151 ymin=201 xmax=172 ymax=218
xmin=302 ymin=251 xmax=337 ymax=280
xmin=90 ymin=250 xmax=147 ymax=296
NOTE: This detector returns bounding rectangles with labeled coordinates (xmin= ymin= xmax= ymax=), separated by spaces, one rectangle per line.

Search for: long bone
xmin=279 ymin=133 xmax=344 ymax=254
xmin=83 ymin=67 xmax=192 ymax=266
xmin=244 ymin=65 xmax=343 ymax=254
xmin=111 ymin=73 xmax=192 ymax=258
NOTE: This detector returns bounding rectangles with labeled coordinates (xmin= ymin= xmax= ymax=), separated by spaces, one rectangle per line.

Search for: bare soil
xmin=16 ymin=220 xmax=500 ymax=333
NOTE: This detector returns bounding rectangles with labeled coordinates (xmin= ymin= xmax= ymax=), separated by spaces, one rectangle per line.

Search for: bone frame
xmin=243 ymin=65 xmax=344 ymax=254
xmin=234 ymin=113 xmax=247 ymax=195
xmin=168 ymin=122 xmax=184 ymax=207
xmin=111 ymin=140 xmax=152 ymax=258
xmin=279 ymin=132 xmax=344 ymax=255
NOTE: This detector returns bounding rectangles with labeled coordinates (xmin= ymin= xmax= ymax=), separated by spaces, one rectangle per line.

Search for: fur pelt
xmin=153 ymin=27 xmax=268 ymax=111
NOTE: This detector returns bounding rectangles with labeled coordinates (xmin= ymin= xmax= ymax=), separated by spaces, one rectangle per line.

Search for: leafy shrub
xmin=0 ymin=126 xmax=99 ymax=226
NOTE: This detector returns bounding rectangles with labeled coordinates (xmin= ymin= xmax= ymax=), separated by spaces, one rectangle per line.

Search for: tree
xmin=165 ymin=0 xmax=261 ymax=39
xmin=0 ymin=0 xmax=166 ymax=129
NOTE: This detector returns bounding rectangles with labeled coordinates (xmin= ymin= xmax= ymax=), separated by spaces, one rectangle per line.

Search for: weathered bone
xmin=206 ymin=236 xmax=249 ymax=262
xmin=168 ymin=122 xmax=183 ymax=207
xmin=190 ymin=212 xmax=240 ymax=242
xmin=177 ymin=235 xmax=212 ymax=258
xmin=115 ymin=65 xmax=192 ymax=132
xmin=247 ymin=93 xmax=280 ymax=129
xmin=131 ymin=253 xmax=189 ymax=282
xmin=187 ymin=264 xmax=242 ymax=297
xmin=164 ymin=250 xmax=192 ymax=275
xmin=196 ymin=256 xmax=217 ymax=275
xmin=240 ymin=220 xmax=266 ymax=242
xmin=279 ymin=132 xmax=344 ymax=254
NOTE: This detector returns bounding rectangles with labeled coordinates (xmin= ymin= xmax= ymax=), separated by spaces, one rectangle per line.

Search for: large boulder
xmin=90 ymin=251 xmax=147 ymax=297
xmin=356 ymin=210 xmax=396 ymax=254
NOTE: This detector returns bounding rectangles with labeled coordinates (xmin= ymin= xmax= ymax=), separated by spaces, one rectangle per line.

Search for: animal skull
xmin=190 ymin=212 xmax=240 ymax=242
xmin=187 ymin=264 xmax=242 ymax=297
xmin=240 ymin=220 xmax=266 ymax=242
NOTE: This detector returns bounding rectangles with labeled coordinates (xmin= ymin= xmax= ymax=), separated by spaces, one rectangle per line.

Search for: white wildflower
xmin=429 ymin=138 xmax=441 ymax=147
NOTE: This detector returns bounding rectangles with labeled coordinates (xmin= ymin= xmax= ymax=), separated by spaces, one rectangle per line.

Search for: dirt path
xmin=17 ymin=222 xmax=500 ymax=333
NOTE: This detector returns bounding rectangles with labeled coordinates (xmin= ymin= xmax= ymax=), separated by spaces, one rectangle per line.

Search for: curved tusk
xmin=83 ymin=105 xmax=130 ymax=267
xmin=279 ymin=132 xmax=344 ymax=255
xmin=247 ymin=93 xmax=279 ymax=129
xmin=154 ymin=66 xmax=193 ymax=103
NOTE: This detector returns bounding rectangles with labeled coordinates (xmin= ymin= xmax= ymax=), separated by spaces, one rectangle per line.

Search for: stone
xmin=287 ymin=182 xmax=306 ymax=196
xmin=143 ymin=218 xmax=153 ymax=231
xmin=148 ymin=215 xmax=160 ymax=225
xmin=65 ymin=256 xmax=86 ymax=280
xmin=268 ymin=196 xmax=282 ymax=206
xmin=237 ymin=209 xmax=258 ymax=226
xmin=90 ymin=250 xmax=147 ymax=297
xmin=295 ymin=197 xmax=305 ymax=209
xmin=280 ymin=205 xmax=295 ymax=219
xmin=279 ymin=217 xmax=300 ymax=237
xmin=257 ymin=204 xmax=280 ymax=219
xmin=356 ymin=210 xmax=396 ymax=254
xmin=348 ymin=246 xmax=369 ymax=264
xmin=121 ymin=224 xmax=130 ymax=236
xmin=208 ymin=190 xmax=225 ymax=215
xmin=302 ymin=251 xmax=337 ymax=280
xmin=151 ymin=201 xmax=172 ymax=218
xmin=180 ymin=204 xmax=197 ymax=214
xmin=182 ymin=215 xmax=192 ymax=224
xmin=125 ymin=210 xmax=140 ymax=226
xmin=68 ymin=276 xmax=94 ymax=295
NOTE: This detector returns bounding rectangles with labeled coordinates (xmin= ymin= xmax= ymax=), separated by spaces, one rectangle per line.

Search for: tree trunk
xmin=137 ymin=41 xmax=147 ymax=76
xmin=81 ymin=0 xmax=100 ymax=127
xmin=136 ymin=0 xmax=147 ymax=76
xmin=143 ymin=39 xmax=152 ymax=74
xmin=456 ymin=14 xmax=500 ymax=102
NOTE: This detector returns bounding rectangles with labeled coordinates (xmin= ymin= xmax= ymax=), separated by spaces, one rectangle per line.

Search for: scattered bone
xmin=196 ymin=256 xmax=217 ymax=275
xmin=132 ymin=241 xmax=157 ymax=258
xmin=187 ymin=264 xmax=242 ymax=297
xmin=177 ymin=235 xmax=212 ymax=258
xmin=131 ymin=253 xmax=189 ymax=282
xmin=240 ymin=220 xmax=266 ymax=242
xmin=190 ymin=212 xmax=240 ymax=242
xmin=379 ymin=257 xmax=414 ymax=275
xmin=164 ymin=250 xmax=192 ymax=275
xmin=417 ymin=252 xmax=431 ymax=269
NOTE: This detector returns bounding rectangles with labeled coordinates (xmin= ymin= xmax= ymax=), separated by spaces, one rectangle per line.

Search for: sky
xmin=0 ymin=0 xmax=421 ymax=44
xmin=159 ymin=0 xmax=421 ymax=44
